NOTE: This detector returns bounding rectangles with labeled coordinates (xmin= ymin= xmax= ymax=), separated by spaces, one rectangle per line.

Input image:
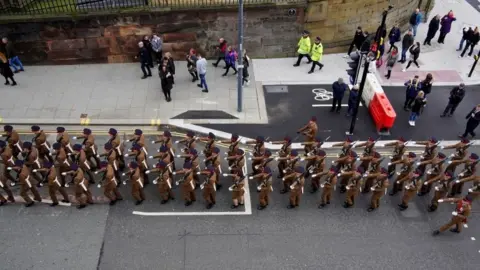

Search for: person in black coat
xmin=0 ymin=52 xmax=16 ymax=86
xmin=424 ymin=15 xmax=440 ymax=46
xmin=136 ymin=42 xmax=152 ymax=79
xmin=142 ymin=36 xmax=154 ymax=68
xmin=163 ymin=52 xmax=175 ymax=84
xmin=159 ymin=64 xmax=173 ymax=102
xmin=403 ymin=42 xmax=420 ymax=71
xmin=330 ymin=77 xmax=348 ymax=113
xmin=346 ymin=27 xmax=365 ymax=56
xmin=441 ymin=83 xmax=466 ymax=117
xmin=460 ymin=104 xmax=480 ymax=138
xmin=461 ymin=27 xmax=480 ymax=57
xmin=420 ymin=73 xmax=433 ymax=97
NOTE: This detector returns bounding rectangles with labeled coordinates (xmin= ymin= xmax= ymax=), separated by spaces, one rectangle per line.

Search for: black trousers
xmin=154 ymin=50 xmax=163 ymax=64
xmin=310 ymin=61 xmax=323 ymax=72
xmin=424 ymin=33 xmax=436 ymax=45
xmin=3 ymin=75 xmax=15 ymax=83
xmin=462 ymin=119 xmax=479 ymax=137
xmin=162 ymin=87 xmax=172 ymax=100
xmin=141 ymin=63 xmax=152 ymax=76
xmin=438 ymin=31 xmax=447 ymax=43
xmin=331 ymin=97 xmax=342 ymax=112
xmin=405 ymin=59 xmax=419 ymax=69
xmin=404 ymin=96 xmax=415 ymax=109
xmin=442 ymin=102 xmax=459 ymax=116
xmin=189 ymin=70 xmax=198 ymax=80
xmin=223 ymin=64 xmax=237 ymax=75
xmin=461 ymin=42 xmax=476 ymax=57
xmin=347 ymin=41 xmax=357 ymax=55
xmin=295 ymin=54 xmax=312 ymax=65
xmin=214 ymin=54 xmax=226 ymax=66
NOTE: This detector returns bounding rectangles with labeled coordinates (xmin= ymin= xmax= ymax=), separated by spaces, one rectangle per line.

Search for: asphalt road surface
xmin=1 ymin=130 xmax=479 ymax=270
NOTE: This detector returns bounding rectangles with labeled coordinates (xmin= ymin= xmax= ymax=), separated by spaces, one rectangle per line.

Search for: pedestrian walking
xmin=403 ymin=42 xmax=421 ymax=72
xmin=151 ymin=34 xmax=163 ymax=65
xmin=420 ymin=73 xmax=433 ymax=97
xmin=142 ymin=35 xmax=154 ymax=68
xmin=196 ymin=53 xmax=209 ymax=93
xmin=308 ymin=37 xmax=324 ymax=74
xmin=222 ymin=46 xmax=238 ymax=76
xmin=460 ymin=104 xmax=480 ymax=138
xmin=346 ymin=85 xmax=359 ymax=117
xmin=460 ymin=27 xmax=479 ymax=58
xmin=399 ymin=30 xmax=414 ymax=63
xmin=409 ymin=8 xmax=422 ymax=37
xmin=135 ymin=41 xmax=152 ymax=79
xmin=293 ymin=30 xmax=312 ymax=66
xmin=424 ymin=15 xmax=440 ymax=45
xmin=159 ymin=64 xmax=173 ymax=102
xmin=1 ymin=37 xmax=24 ymax=73
xmin=387 ymin=25 xmax=401 ymax=53
xmin=385 ymin=45 xmax=398 ymax=79
xmin=457 ymin=27 xmax=472 ymax=51
xmin=344 ymin=27 xmax=365 ymax=57
xmin=212 ymin=38 xmax=227 ymax=68
xmin=186 ymin=48 xmax=198 ymax=82
xmin=438 ymin=11 xmax=456 ymax=44
xmin=359 ymin=31 xmax=373 ymax=53
xmin=408 ymin=91 xmax=427 ymax=127
xmin=0 ymin=52 xmax=16 ymax=86
xmin=403 ymin=75 xmax=420 ymax=111
xmin=242 ymin=49 xmax=250 ymax=86
xmin=164 ymin=52 xmax=175 ymax=84
xmin=331 ymin=78 xmax=348 ymax=113
xmin=441 ymin=83 xmax=465 ymax=117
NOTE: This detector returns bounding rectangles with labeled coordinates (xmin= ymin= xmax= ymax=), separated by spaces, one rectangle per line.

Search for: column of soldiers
xmin=0 ymin=123 xmax=478 ymax=236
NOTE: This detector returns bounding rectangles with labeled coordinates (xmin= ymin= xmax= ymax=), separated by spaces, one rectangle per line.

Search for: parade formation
xmin=0 ymin=119 xmax=478 ymax=236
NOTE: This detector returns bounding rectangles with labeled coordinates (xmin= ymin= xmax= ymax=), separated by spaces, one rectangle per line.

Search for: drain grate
xmin=264 ymin=85 xmax=289 ymax=93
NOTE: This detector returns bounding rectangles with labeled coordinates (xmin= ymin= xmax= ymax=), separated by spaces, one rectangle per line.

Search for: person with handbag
xmin=0 ymin=52 xmax=16 ymax=86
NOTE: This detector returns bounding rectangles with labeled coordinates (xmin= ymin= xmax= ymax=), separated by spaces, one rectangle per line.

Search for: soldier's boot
xmin=161 ymin=199 xmax=168 ymax=204
xmin=25 ymin=201 xmax=34 ymax=207
xmin=432 ymin=230 xmax=440 ymax=236
xmin=185 ymin=201 xmax=192 ymax=206
xmin=77 ymin=204 xmax=87 ymax=209
xmin=287 ymin=204 xmax=296 ymax=209
xmin=216 ymin=183 xmax=222 ymax=190
xmin=135 ymin=200 xmax=143 ymax=205
xmin=343 ymin=202 xmax=351 ymax=208
xmin=367 ymin=207 xmax=376 ymax=212
xmin=0 ymin=200 xmax=6 ymax=206
xmin=340 ymin=185 xmax=347 ymax=193
xmin=398 ymin=203 xmax=408 ymax=210
xmin=318 ymin=203 xmax=326 ymax=208
xmin=427 ymin=204 xmax=437 ymax=212
xmin=310 ymin=186 xmax=318 ymax=193
xmin=257 ymin=205 xmax=266 ymax=210
xmin=50 ymin=202 xmax=59 ymax=207
xmin=450 ymin=228 xmax=460 ymax=233
xmin=109 ymin=200 xmax=117 ymax=206
xmin=206 ymin=203 xmax=213 ymax=209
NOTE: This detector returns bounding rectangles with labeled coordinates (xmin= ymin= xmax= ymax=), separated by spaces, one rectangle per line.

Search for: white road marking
xmin=243 ymin=158 xmax=252 ymax=215
xmin=312 ymin=104 xmax=363 ymax=107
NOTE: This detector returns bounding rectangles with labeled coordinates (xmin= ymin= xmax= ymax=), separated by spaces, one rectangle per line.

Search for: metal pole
xmin=348 ymin=60 xmax=370 ymax=135
xmin=237 ymin=0 xmax=244 ymax=112
xmin=468 ymin=54 xmax=479 ymax=78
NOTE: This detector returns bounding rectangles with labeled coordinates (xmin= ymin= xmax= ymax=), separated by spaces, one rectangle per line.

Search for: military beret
xmin=429 ymin=137 xmax=438 ymax=143
xmin=108 ymin=128 xmax=117 ymax=135
xmin=408 ymin=152 xmax=417 ymax=158
xmin=15 ymin=160 xmax=24 ymax=167
xmin=367 ymin=137 xmax=375 ymax=142
xmin=461 ymin=138 xmax=470 ymax=144
xmin=83 ymin=128 xmax=92 ymax=135
xmin=236 ymin=148 xmax=244 ymax=155
xmin=189 ymin=148 xmax=198 ymax=156
xmin=0 ymin=140 xmax=6 ymax=148
xmin=183 ymin=162 xmax=192 ymax=169
xmin=43 ymin=162 xmax=53 ymax=168
xmin=70 ymin=163 xmax=79 ymax=171
xmin=134 ymin=129 xmax=143 ymax=135
xmin=159 ymin=145 xmax=168 ymax=153
xmin=349 ymin=151 xmax=358 ymax=158
xmin=231 ymin=133 xmax=239 ymax=141
xmin=356 ymin=166 xmax=365 ymax=174
xmin=373 ymin=152 xmax=381 ymax=158
xmin=187 ymin=131 xmax=195 ymax=137
xmin=212 ymin=147 xmax=220 ymax=154
xmin=311 ymin=116 xmax=317 ymax=122
xmin=346 ymin=136 xmax=353 ymax=142
xmin=398 ymin=136 xmax=406 ymax=142
xmin=256 ymin=136 xmax=265 ymax=143
xmin=52 ymin=143 xmax=62 ymax=150
xmin=295 ymin=166 xmax=305 ymax=174
xmin=290 ymin=150 xmax=298 ymax=157
xmin=206 ymin=165 xmax=215 ymax=173
xmin=284 ymin=136 xmax=291 ymax=142
xmin=163 ymin=130 xmax=172 ymax=137
xmin=31 ymin=125 xmax=40 ymax=132
xmin=104 ymin=143 xmax=113 ymax=150
xmin=22 ymin=142 xmax=32 ymax=149
xmin=315 ymin=137 xmax=323 ymax=143
xmin=380 ymin=167 xmax=388 ymax=175
xmin=208 ymin=132 xmax=215 ymax=139
xmin=413 ymin=169 xmax=422 ymax=175
xmin=73 ymin=144 xmax=83 ymax=151
xmin=56 ymin=127 xmax=65 ymax=133
xmin=99 ymin=161 xmax=109 ymax=168
xmin=469 ymin=153 xmax=479 ymax=160
xmin=329 ymin=166 xmax=337 ymax=173
xmin=444 ymin=171 xmax=453 ymax=177
xmin=131 ymin=144 xmax=141 ymax=151
xmin=465 ymin=194 xmax=473 ymax=202
xmin=317 ymin=150 xmax=326 ymax=157
xmin=156 ymin=161 xmax=167 ymax=168
xmin=263 ymin=167 xmax=272 ymax=174
xmin=437 ymin=152 xmax=446 ymax=159
xmin=3 ymin=125 xmax=13 ymax=132
xmin=129 ymin=161 xmax=139 ymax=169
xmin=264 ymin=150 xmax=272 ymax=157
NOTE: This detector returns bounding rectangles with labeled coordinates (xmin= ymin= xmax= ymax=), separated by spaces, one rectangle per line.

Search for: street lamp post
xmin=237 ymin=0 xmax=244 ymax=113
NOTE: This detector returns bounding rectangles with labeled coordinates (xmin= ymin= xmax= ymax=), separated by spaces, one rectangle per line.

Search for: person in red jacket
xmin=212 ymin=38 xmax=227 ymax=68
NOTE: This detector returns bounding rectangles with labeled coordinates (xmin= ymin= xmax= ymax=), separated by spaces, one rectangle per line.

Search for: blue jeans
xmin=409 ymin=112 xmax=418 ymax=121
xmin=458 ymin=38 xmax=465 ymax=50
xmin=199 ymin=73 xmax=208 ymax=90
xmin=410 ymin=24 xmax=418 ymax=36
xmin=401 ymin=48 xmax=408 ymax=62
xmin=9 ymin=56 xmax=24 ymax=71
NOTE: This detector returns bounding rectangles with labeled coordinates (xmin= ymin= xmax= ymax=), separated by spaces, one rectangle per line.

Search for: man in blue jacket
xmin=331 ymin=78 xmax=348 ymax=113
xmin=409 ymin=8 xmax=422 ymax=37
xmin=347 ymin=85 xmax=359 ymax=117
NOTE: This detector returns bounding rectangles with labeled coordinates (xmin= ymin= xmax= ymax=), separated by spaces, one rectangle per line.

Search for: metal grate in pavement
xmin=264 ymin=85 xmax=289 ymax=93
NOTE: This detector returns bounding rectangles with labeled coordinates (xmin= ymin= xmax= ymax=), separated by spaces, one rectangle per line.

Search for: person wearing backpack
xmin=409 ymin=8 xmax=422 ymax=37
xmin=403 ymin=75 xmax=420 ymax=111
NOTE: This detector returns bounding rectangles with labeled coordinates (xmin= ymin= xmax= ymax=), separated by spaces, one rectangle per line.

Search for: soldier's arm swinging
xmin=424 ymin=174 xmax=442 ymax=185
xmin=458 ymin=175 xmax=479 ymax=184
xmin=384 ymin=142 xmax=397 ymax=147
xmin=442 ymin=143 xmax=459 ymax=150
xmin=356 ymin=142 xmax=367 ymax=148
xmin=415 ymin=141 xmax=428 ymax=145
xmin=331 ymin=142 xmax=344 ymax=147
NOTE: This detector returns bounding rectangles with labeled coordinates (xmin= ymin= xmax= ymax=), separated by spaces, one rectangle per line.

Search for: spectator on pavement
xmin=196 ymin=53 xmax=209 ymax=93
xmin=186 ymin=48 xmax=198 ymax=82
xmin=142 ymin=35 xmax=154 ymax=68
xmin=403 ymin=75 xmax=420 ymax=111
xmin=293 ymin=30 xmax=312 ymax=67
xmin=457 ymin=27 xmax=472 ymax=52
xmin=1 ymin=37 xmax=24 ymax=73
xmin=438 ymin=10 xmax=456 ymax=44
xmin=460 ymin=104 xmax=480 ymax=138
xmin=399 ymin=30 xmax=414 ymax=63
xmin=135 ymin=41 xmax=152 ymax=79
xmin=408 ymin=91 xmax=427 ymax=127
xmin=345 ymin=27 xmax=365 ymax=57
xmin=222 ymin=46 xmax=238 ymax=76
xmin=460 ymin=27 xmax=479 ymax=58
xmin=212 ymin=38 xmax=227 ymax=68
xmin=151 ymin=34 xmax=163 ymax=65
xmin=0 ymin=52 xmax=16 ymax=86
xmin=403 ymin=42 xmax=420 ymax=72
xmin=159 ymin=63 xmax=173 ymax=102
xmin=346 ymin=85 xmax=359 ymax=117
xmin=420 ymin=73 xmax=433 ymax=97
xmin=359 ymin=31 xmax=373 ymax=54
xmin=308 ymin=37 xmax=324 ymax=74
xmin=441 ymin=83 xmax=465 ymax=117
xmin=387 ymin=25 xmax=401 ymax=53
xmin=385 ymin=45 xmax=398 ymax=80
xmin=331 ymin=77 xmax=348 ymax=113
xmin=409 ymin=8 xmax=422 ymax=37
xmin=242 ymin=49 xmax=250 ymax=86
xmin=424 ymin=15 xmax=440 ymax=46
xmin=164 ymin=52 xmax=175 ymax=84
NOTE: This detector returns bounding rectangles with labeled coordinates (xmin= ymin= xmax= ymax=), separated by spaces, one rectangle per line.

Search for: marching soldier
xmin=207 ymin=147 xmax=222 ymax=189
xmin=245 ymin=136 xmax=266 ymax=174
xmin=147 ymin=161 xmax=174 ymax=204
xmin=198 ymin=132 xmax=216 ymax=167
xmin=285 ymin=166 xmax=305 ymax=209
xmin=355 ymin=137 xmax=377 ymax=171
xmin=442 ymin=138 xmax=471 ymax=173
xmin=385 ymin=137 xmax=408 ymax=178
xmin=297 ymin=116 xmax=318 ymax=155
xmin=73 ymin=128 xmax=101 ymax=170
xmin=198 ymin=166 xmax=217 ymax=209
xmin=0 ymin=172 xmax=15 ymax=205
xmin=367 ymin=168 xmax=389 ymax=212
xmin=107 ymin=128 xmax=126 ymax=171
xmin=343 ymin=166 xmax=364 ymax=208
xmin=56 ymin=127 xmax=74 ymax=160
xmin=153 ymin=130 xmax=176 ymax=170
xmin=418 ymin=152 xmax=447 ymax=196
xmin=226 ymin=166 xmax=246 ymax=209
xmin=335 ymin=151 xmax=358 ymax=193
xmin=33 ymin=162 xmax=69 ymax=207
xmin=331 ymin=136 xmax=357 ymax=171
xmin=177 ymin=147 xmax=200 ymax=188
xmin=67 ymin=163 xmax=94 ymax=209
xmin=453 ymin=161 xmax=480 ymax=197
xmin=389 ymin=152 xmax=416 ymax=196
xmin=123 ymin=161 xmax=145 ymax=205
xmin=52 ymin=142 xmax=71 ymax=187
xmin=98 ymin=143 xmax=122 ymax=185
xmin=125 ymin=143 xmax=150 ymax=185
xmin=397 ymin=169 xmax=423 ymax=210
xmin=360 ymin=151 xmax=383 ymax=193
xmin=433 ymin=195 xmax=473 ymax=236
xmin=72 ymin=144 xmax=96 ymax=184
xmin=249 ymin=150 xmax=273 ymax=177
xmin=8 ymin=160 xmax=42 ymax=207
xmin=278 ymin=150 xmax=300 ymax=194
xmin=0 ymin=140 xmax=17 ymax=186
xmin=302 ymin=136 xmax=325 ymax=178
xmin=173 ymin=161 xmax=196 ymax=206
xmin=303 ymin=149 xmax=326 ymax=193
xmin=219 ymin=133 xmax=240 ymax=167
xmin=175 ymin=131 xmax=197 ymax=154
xmin=227 ymin=148 xmax=246 ymax=174
xmin=96 ymin=161 xmax=123 ymax=205
xmin=426 ymin=170 xmax=453 ymax=212
xmin=126 ymin=129 xmax=148 ymax=156
xmin=448 ymin=153 xmax=478 ymax=196
xmin=31 ymin=125 xmax=53 ymax=163
xmin=315 ymin=166 xmax=337 ymax=208
xmin=22 ymin=142 xmax=45 ymax=187
xmin=248 ymin=166 xmax=273 ymax=210
xmin=271 ymin=136 xmax=292 ymax=179
xmin=2 ymin=125 xmax=22 ymax=158
xmin=415 ymin=137 xmax=440 ymax=176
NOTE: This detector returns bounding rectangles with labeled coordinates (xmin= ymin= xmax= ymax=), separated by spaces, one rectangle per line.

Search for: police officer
xmin=368 ymin=168 xmax=389 ymax=212
xmin=389 ymin=152 xmax=416 ymax=196
xmin=249 ymin=166 xmax=273 ymax=210
xmin=31 ymin=125 xmax=53 ymax=163
xmin=385 ymin=137 xmax=408 ymax=178
xmin=433 ymin=195 xmax=473 ymax=236
xmin=72 ymin=128 xmax=101 ymax=170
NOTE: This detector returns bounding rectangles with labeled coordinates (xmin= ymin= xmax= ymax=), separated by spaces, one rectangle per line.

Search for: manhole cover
xmin=264 ymin=85 xmax=288 ymax=93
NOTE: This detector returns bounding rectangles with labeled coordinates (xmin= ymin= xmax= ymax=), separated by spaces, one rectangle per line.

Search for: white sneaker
xmin=402 ymin=69 xmax=406 ymax=72
xmin=408 ymin=121 xmax=413 ymax=126
xmin=411 ymin=121 xmax=416 ymax=126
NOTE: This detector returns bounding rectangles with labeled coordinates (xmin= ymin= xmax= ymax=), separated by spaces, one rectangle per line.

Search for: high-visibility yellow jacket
xmin=297 ymin=37 xmax=311 ymax=55
xmin=311 ymin=43 xmax=323 ymax=62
